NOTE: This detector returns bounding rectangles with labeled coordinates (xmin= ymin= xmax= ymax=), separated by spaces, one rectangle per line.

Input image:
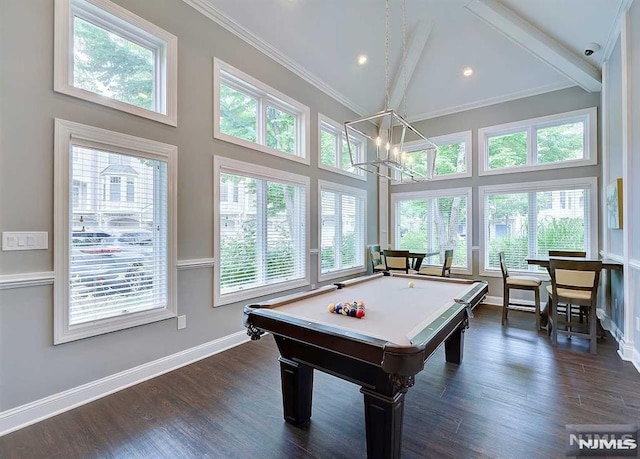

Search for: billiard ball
xmin=408 ymin=281 xmax=415 ymax=288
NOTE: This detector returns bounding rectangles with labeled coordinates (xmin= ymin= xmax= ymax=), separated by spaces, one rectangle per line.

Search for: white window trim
xmin=213 ymin=156 xmax=310 ymax=306
xmin=318 ymin=180 xmax=367 ymax=282
xmin=213 ymin=58 xmax=311 ymax=165
xmin=54 ymin=0 xmax=178 ymax=126
xmin=53 ymin=119 xmax=178 ymax=344
xmin=390 ymin=187 xmax=473 ymax=275
xmin=317 ymin=114 xmax=367 ymax=181
xmin=392 ymin=131 xmax=472 ymax=183
xmin=478 ymin=176 xmax=598 ymax=278
xmin=478 ymin=107 xmax=597 ymax=176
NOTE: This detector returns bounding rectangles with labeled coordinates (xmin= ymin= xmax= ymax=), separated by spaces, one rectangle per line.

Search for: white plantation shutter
xmin=219 ymin=170 xmax=306 ymax=296
xmin=484 ymin=185 xmax=592 ymax=273
xmin=394 ymin=192 xmax=469 ymax=269
xmin=69 ymin=146 xmax=168 ymax=325
xmin=319 ymin=181 xmax=366 ymax=277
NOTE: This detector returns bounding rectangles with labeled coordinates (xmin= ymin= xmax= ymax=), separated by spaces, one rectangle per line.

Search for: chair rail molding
xmin=0 ymin=272 xmax=55 ymax=290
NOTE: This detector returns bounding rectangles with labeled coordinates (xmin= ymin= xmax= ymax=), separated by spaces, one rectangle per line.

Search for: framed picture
xmin=607 ymin=178 xmax=623 ymax=229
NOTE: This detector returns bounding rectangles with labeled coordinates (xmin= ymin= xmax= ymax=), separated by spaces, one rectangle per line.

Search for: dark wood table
xmin=244 ymin=273 xmax=488 ymax=459
xmin=408 ymin=251 xmax=440 ymax=271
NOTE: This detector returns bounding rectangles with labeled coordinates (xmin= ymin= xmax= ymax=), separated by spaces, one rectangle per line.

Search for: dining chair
xmin=367 ymin=245 xmax=386 ymax=273
xmin=418 ymin=249 xmax=453 ymax=277
xmin=383 ymin=250 xmax=413 ymax=274
xmin=547 ymin=250 xmax=588 ymax=322
xmin=499 ymin=252 xmax=542 ymax=330
xmin=548 ymin=258 xmax=602 ymax=354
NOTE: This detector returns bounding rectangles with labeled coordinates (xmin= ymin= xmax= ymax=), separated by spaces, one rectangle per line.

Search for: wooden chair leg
xmin=550 ymin=298 xmax=557 ymax=346
xmin=534 ymin=287 xmax=541 ymax=331
xmin=589 ymin=306 xmax=597 ymax=354
xmin=501 ymin=286 xmax=509 ymax=325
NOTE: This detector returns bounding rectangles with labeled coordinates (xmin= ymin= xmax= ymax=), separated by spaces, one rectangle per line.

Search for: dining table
xmin=526 ymin=256 xmax=623 ymax=330
xmin=408 ymin=251 xmax=440 ymax=271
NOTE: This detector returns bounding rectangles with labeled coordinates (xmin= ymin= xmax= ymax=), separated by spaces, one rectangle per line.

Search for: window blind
xmin=219 ymin=172 xmax=306 ymax=295
xmin=320 ymin=188 xmax=365 ymax=274
xmin=69 ymin=146 xmax=168 ymax=325
xmin=395 ymin=195 xmax=468 ymax=268
xmin=485 ymin=187 xmax=590 ymax=272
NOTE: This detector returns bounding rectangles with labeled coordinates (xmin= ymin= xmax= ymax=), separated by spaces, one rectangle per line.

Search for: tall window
xmin=214 ymin=157 xmax=309 ymax=305
xmin=319 ymin=181 xmax=366 ymax=280
xmin=318 ymin=115 xmax=366 ymax=179
xmin=54 ymin=0 xmax=178 ymax=125
xmin=392 ymin=188 xmax=471 ymax=273
xmin=214 ymin=59 xmax=310 ymax=164
xmin=54 ymin=119 xmax=177 ymax=344
xmin=478 ymin=108 xmax=596 ymax=175
xmin=480 ymin=178 xmax=597 ymax=275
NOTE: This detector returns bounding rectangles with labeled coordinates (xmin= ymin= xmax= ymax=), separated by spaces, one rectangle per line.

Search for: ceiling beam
xmin=466 ymin=0 xmax=601 ymax=92
xmin=389 ymin=20 xmax=433 ymax=112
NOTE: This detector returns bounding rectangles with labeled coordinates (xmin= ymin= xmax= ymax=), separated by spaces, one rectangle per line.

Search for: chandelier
xmin=344 ymin=0 xmax=437 ymax=183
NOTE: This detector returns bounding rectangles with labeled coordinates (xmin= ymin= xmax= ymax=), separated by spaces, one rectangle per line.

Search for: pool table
xmin=243 ymin=272 xmax=488 ymax=459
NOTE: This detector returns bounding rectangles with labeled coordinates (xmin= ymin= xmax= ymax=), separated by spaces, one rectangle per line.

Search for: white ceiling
xmin=194 ymin=0 xmax=626 ymax=120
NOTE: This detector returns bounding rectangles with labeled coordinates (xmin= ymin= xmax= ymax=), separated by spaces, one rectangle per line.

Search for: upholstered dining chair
xmin=368 ymin=245 xmax=386 ymax=273
xmin=418 ymin=249 xmax=453 ymax=277
xmin=383 ymin=250 xmax=413 ymax=274
xmin=499 ymin=252 xmax=542 ymax=330
xmin=548 ymin=258 xmax=602 ymax=354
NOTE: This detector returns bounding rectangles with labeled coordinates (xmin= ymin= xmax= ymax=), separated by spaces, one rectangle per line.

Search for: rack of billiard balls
xmin=328 ymin=300 xmax=366 ymax=318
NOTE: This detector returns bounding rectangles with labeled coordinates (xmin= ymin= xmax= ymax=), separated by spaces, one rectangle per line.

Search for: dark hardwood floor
xmin=2 ymin=305 xmax=639 ymax=459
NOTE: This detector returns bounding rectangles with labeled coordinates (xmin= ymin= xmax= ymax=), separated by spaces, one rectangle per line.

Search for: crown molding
xmin=407 ymin=81 xmax=575 ymax=123
xmin=182 ymin=0 xmax=367 ymax=117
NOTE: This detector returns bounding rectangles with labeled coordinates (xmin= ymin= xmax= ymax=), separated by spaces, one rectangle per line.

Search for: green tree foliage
xmin=320 ymin=131 xmax=336 ymax=166
xmin=537 ymin=123 xmax=583 ymax=164
xmin=73 ymin=17 xmax=153 ymax=110
xmin=488 ymin=131 xmax=527 ymax=169
xmin=219 ymin=85 xmax=257 ymax=142
xmin=266 ymin=106 xmax=295 ymax=154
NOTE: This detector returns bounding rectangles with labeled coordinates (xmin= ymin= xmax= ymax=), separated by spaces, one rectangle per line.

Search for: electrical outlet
xmin=177 ymin=315 xmax=186 ymax=330
xmin=311 ymin=284 xmax=316 ymax=290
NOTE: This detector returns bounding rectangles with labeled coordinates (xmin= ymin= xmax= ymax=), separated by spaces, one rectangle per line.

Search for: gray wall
xmin=603 ymin=35 xmax=625 ymax=333
xmin=606 ymin=37 xmax=624 ymax=257
xmin=628 ymin=0 xmax=640 ymax=353
xmin=391 ymin=86 xmax=601 ymax=299
xmin=0 ymin=0 xmax=376 ymax=411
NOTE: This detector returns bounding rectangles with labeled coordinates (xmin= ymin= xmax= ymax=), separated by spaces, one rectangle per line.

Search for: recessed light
xmin=358 ymin=55 xmax=368 ymax=65
xmin=463 ymin=67 xmax=474 ymax=77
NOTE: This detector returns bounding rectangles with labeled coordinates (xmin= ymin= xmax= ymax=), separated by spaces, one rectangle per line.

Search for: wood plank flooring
xmin=1 ymin=305 xmax=639 ymax=459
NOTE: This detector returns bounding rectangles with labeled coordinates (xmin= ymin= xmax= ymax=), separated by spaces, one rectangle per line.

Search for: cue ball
xmin=408 ymin=281 xmax=415 ymax=288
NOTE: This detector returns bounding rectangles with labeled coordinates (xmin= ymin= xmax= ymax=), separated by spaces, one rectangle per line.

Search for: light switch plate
xmin=177 ymin=315 xmax=187 ymax=330
xmin=2 ymin=232 xmax=48 ymax=251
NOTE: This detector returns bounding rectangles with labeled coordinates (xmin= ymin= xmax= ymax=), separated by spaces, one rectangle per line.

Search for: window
xmin=391 ymin=188 xmax=472 ymax=274
xmin=479 ymin=178 xmax=597 ymax=276
xmin=400 ymin=131 xmax=472 ymax=181
xmin=478 ymin=108 xmax=596 ymax=175
xmin=214 ymin=59 xmax=310 ymax=164
xmin=54 ymin=0 xmax=178 ymax=126
xmin=54 ymin=119 xmax=177 ymax=344
xmin=214 ymin=157 xmax=309 ymax=305
xmin=318 ymin=114 xmax=366 ymax=179
xmin=319 ymin=181 xmax=367 ymax=280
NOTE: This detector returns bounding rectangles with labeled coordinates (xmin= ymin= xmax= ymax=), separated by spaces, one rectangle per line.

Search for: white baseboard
xmin=0 ymin=330 xmax=250 ymax=437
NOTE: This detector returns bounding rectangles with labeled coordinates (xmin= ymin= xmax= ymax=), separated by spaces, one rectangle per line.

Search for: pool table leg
xmin=278 ymin=356 xmax=313 ymax=427
xmin=361 ymin=388 xmax=405 ymax=459
xmin=444 ymin=325 xmax=464 ymax=364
